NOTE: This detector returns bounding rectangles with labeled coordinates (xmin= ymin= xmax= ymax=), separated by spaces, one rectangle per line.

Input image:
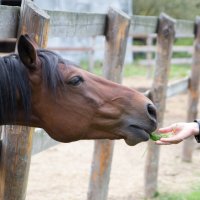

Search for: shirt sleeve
xmin=194 ymin=119 xmax=200 ymax=143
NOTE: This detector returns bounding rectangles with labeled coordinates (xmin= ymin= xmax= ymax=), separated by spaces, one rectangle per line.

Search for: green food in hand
xmin=150 ymin=132 xmax=172 ymax=141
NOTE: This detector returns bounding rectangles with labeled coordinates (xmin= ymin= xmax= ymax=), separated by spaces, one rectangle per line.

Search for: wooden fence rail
xmin=0 ymin=9 xmax=196 ymax=39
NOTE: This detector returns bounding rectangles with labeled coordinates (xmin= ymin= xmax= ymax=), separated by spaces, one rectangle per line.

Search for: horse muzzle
xmin=123 ymin=103 xmax=157 ymax=146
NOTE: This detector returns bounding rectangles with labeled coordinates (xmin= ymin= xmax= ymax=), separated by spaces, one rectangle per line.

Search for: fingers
xmin=155 ymin=139 xmax=183 ymax=145
xmin=155 ymin=140 xmax=171 ymax=145
xmin=158 ymin=124 xmax=176 ymax=133
xmin=160 ymin=138 xmax=183 ymax=144
xmin=155 ymin=132 xmax=183 ymax=145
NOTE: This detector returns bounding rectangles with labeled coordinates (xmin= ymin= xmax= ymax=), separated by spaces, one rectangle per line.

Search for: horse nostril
xmin=147 ymin=103 xmax=157 ymax=121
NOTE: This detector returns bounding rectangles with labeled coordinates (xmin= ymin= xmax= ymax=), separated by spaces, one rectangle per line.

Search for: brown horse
xmin=0 ymin=34 xmax=157 ymax=146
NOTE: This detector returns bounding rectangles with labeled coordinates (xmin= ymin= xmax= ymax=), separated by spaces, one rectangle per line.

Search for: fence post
xmin=87 ymin=7 xmax=130 ymax=200
xmin=144 ymin=13 xmax=175 ymax=198
xmin=0 ymin=1 xmax=49 ymax=199
xmin=146 ymin=34 xmax=153 ymax=78
xmin=182 ymin=17 xmax=200 ymax=162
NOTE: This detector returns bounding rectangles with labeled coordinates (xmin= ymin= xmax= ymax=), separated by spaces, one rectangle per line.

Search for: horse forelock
xmin=37 ymin=49 xmax=65 ymax=91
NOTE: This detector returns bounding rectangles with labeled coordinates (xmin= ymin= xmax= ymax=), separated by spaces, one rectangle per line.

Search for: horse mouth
xmin=124 ymin=125 xmax=150 ymax=146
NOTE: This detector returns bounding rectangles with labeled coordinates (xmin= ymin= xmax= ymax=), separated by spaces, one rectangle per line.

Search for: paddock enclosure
xmin=0 ymin=0 xmax=200 ymax=200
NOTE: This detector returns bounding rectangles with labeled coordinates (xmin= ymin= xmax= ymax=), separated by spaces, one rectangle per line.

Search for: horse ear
xmin=17 ymin=34 xmax=38 ymax=70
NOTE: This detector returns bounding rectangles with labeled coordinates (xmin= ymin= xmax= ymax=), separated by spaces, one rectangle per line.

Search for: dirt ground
xmin=26 ymin=77 xmax=200 ymax=200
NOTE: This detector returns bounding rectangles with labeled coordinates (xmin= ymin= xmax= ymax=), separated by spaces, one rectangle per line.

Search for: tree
xmin=133 ymin=0 xmax=200 ymax=20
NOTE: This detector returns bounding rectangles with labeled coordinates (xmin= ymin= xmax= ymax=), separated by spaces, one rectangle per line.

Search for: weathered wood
xmin=130 ymin=15 xmax=194 ymax=37
xmin=18 ymin=0 xmax=50 ymax=47
xmin=182 ymin=17 xmax=200 ymax=162
xmin=0 ymin=126 xmax=34 ymax=200
xmin=131 ymin=45 xmax=193 ymax=53
xmin=32 ymin=129 xmax=59 ymax=155
xmin=144 ymin=13 xmax=175 ymax=198
xmin=47 ymin=47 xmax=94 ymax=51
xmin=0 ymin=1 xmax=50 ymax=199
xmin=0 ymin=5 xmax=20 ymax=39
xmin=139 ymin=58 xmax=192 ymax=65
xmin=175 ymin=19 xmax=194 ymax=38
xmin=166 ymin=77 xmax=189 ymax=98
xmin=144 ymin=77 xmax=189 ymax=100
xmin=87 ymin=7 xmax=130 ymax=200
xmin=130 ymin=15 xmax=158 ymax=35
xmin=0 ymin=6 xmax=194 ymax=40
xmin=47 ymin=10 xmax=106 ymax=37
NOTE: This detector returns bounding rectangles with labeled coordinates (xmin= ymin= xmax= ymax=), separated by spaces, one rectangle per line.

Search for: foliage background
xmin=133 ymin=0 xmax=200 ymax=20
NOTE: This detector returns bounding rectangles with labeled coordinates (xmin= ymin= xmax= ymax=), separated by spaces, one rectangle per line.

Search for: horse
xmin=0 ymin=34 xmax=157 ymax=146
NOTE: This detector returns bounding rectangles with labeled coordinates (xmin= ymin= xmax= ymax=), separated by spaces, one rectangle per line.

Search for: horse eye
xmin=67 ymin=76 xmax=84 ymax=86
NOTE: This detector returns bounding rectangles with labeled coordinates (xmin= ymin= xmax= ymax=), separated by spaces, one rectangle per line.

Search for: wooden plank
xmin=47 ymin=10 xmax=106 ymax=37
xmin=0 ymin=0 xmax=50 ymax=199
xmin=130 ymin=15 xmax=194 ymax=38
xmin=0 ymin=126 xmax=34 ymax=200
xmin=139 ymin=58 xmax=192 ymax=65
xmin=131 ymin=45 xmax=193 ymax=53
xmin=130 ymin=15 xmax=158 ymax=35
xmin=166 ymin=77 xmax=189 ymax=98
xmin=87 ymin=7 xmax=130 ymax=200
xmin=144 ymin=13 xmax=175 ymax=198
xmin=0 ymin=5 xmax=20 ymax=38
xmin=175 ymin=19 xmax=194 ymax=38
xmin=47 ymin=47 xmax=94 ymax=52
xmin=143 ymin=77 xmax=189 ymax=99
xmin=182 ymin=17 xmax=200 ymax=162
xmin=31 ymin=129 xmax=59 ymax=155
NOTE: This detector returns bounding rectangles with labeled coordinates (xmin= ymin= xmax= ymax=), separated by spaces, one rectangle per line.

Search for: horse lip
xmin=124 ymin=125 xmax=150 ymax=146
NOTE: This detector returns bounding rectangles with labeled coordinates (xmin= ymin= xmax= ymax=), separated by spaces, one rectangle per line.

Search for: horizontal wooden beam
xmin=47 ymin=46 xmax=94 ymax=52
xmin=145 ymin=77 xmax=189 ymax=100
xmin=175 ymin=19 xmax=194 ymax=38
xmin=130 ymin=15 xmax=194 ymax=38
xmin=166 ymin=77 xmax=189 ymax=98
xmin=31 ymin=129 xmax=59 ymax=155
xmin=139 ymin=58 xmax=192 ymax=65
xmin=0 ymin=7 xmax=196 ymax=39
xmin=47 ymin=10 xmax=106 ymax=37
xmin=131 ymin=45 xmax=193 ymax=53
xmin=130 ymin=15 xmax=158 ymax=35
xmin=0 ymin=5 xmax=20 ymax=39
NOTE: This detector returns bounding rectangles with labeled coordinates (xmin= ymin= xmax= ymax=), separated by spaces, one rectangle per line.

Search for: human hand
xmin=155 ymin=122 xmax=199 ymax=145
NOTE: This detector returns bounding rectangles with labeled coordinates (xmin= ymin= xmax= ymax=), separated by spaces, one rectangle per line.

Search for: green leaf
xmin=150 ymin=132 xmax=172 ymax=141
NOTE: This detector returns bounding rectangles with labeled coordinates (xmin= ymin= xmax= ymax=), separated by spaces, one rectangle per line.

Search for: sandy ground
xmin=26 ymin=77 xmax=200 ymax=200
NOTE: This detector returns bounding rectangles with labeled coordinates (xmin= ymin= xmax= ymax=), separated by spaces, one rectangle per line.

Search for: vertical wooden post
xmin=87 ymin=7 xmax=130 ymax=200
xmin=182 ymin=17 xmax=200 ymax=162
xmin=144 ymin=13 xmax=175 ymax=198
xmin=146 ymin=34 xmax=153 ymax=78
xmin=0 ymin=1 xmax=49 ymax=200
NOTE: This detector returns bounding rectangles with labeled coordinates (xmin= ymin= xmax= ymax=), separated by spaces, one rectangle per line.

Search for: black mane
xmin=0 ymin=49 xmax=65 ymax=123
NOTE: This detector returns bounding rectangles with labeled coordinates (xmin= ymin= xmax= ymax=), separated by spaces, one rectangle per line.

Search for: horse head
xmin=1 ymin=35 xmax=157 ymax=146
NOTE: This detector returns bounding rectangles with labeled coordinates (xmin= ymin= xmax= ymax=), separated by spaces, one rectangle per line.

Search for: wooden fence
xmin=0 ymin=1 xmax=200 ymax=200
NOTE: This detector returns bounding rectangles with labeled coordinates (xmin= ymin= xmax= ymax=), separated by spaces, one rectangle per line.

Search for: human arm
xmin=155 ymin=121 xmax=200 ymax=145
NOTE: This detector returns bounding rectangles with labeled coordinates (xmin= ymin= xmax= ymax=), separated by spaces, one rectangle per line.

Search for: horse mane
xmin=0 ymin=49 xmax=67 ymax=123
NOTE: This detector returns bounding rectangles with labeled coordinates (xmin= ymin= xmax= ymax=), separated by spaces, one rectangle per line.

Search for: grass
xmin=152 ymin=184 xmax=200 ymax=200
xmin=80 ymin=60 xmax=190 ymax=80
